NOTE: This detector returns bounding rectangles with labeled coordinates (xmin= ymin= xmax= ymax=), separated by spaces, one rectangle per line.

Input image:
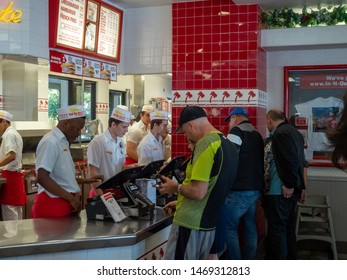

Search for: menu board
xmin=50 ymin=0 xmax=123 ymax=62
xmin=83 ymin=58 xmax=100 ymax=78
xmin=97 ymin=6 xmax=121 ymax=58
xmin=50 ymin=50 xmax=83 ymax=76
xmin=100 ymin=62 xmax=117 ymax=81
xmin=56 ymin=0 xmax=86 ymax=50
xmin=50 ymin=50 xmax=117 ymax=81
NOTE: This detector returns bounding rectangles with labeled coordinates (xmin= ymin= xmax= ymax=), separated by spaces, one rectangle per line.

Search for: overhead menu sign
xmin=50 ymin=0 xmax=123 ymax=63
xmin=50 ymin=50 xmax=117 ymax=81
xmin=97 ymin=6 xmax=120 ymax=58
xmin=56 ymin=0 xmax=86 ymax=50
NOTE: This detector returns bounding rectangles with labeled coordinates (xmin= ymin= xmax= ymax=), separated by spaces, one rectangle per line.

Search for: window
xmin=48 ymin=76 xmax=96 ymax=121
xmin=284 ymin=65 xmax=347 ymax=166
xmin=109 ymin=90 xmax=126 ymax=115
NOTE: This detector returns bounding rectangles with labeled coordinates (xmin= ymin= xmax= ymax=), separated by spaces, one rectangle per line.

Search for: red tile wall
xmin=172 ymin=1 xmax=267 ymax=158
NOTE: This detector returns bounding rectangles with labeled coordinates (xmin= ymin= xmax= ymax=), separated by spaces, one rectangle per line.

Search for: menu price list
xmin=57 ymin=0 xmax=86 ymax=50
xmin=97 ymin=6 xmax=120 ymax=58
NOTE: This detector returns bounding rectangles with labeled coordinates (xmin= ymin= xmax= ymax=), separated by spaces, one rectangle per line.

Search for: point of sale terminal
xmin=85 ymin=156 xmax=188 ymax=222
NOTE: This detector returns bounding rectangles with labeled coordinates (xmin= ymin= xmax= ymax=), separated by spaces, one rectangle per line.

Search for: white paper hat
xmin=111 ymin=105 xmax=131 ymax=122
xmin=142 ymin=104 xmax=154 ymax=113
xmin=131 ymin=114 xmax=136 ymax=120
xmin=0 ymin=110 xmax=13 ymax=121
xmin=56 ymin=105 xmax=86 ymax=121
xmin=150 ymin=110 xmax=168 ymax=120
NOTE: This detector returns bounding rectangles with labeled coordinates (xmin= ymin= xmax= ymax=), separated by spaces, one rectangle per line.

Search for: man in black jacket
xmin=224 ymin=107 xmax=264 ymax=259
xmin=263 ymin=109 xmax=306 ymax=260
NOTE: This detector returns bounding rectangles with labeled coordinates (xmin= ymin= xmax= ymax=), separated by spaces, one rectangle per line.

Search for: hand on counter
xmin=76 ymin=175 xmax=104 ymax=185
xmin=69 ymin=193 xmax=82 ymax=214
xmin=163 ymin=200 xmax=177 ymax=216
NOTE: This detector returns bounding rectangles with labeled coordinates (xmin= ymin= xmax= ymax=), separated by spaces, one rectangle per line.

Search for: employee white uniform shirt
xmin=137 ymin=132 xmax=164 ymax=165
xmin=87 ymin=129 xmax=126 ymax=180
xmin=0 ymin=126 xmax=22 ymax=171
xmin=36 ymin=127 xmax=80 ymax=197
xmin=126 ymin=119 xmax=149 ymax=146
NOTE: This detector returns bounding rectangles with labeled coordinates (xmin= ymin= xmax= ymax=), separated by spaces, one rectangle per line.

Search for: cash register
xmin=85 ymin=160 xmax=164 ymax=221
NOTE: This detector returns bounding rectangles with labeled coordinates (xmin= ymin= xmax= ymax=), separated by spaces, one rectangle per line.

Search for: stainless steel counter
xmin=0 ymin=208 xmax=172 ymax=259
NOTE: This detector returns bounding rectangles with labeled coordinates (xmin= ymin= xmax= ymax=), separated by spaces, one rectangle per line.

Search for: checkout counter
xmin=0 ymin=208 xmax=172 ymax=260
xmin=0 ymin=121 xmax=186 ymax=259
xmin=0 ymin=159 xmax=183 ymax=260
xmin=0 ymin=156 xmax=188 ymax=260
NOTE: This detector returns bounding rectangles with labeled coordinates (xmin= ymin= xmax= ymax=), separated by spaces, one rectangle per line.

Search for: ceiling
xmin=110 ymin=0 xmax=346 ymax=10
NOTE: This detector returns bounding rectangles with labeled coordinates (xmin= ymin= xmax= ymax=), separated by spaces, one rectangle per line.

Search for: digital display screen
xmin=129 ymin=185 xmax=138 ymax=191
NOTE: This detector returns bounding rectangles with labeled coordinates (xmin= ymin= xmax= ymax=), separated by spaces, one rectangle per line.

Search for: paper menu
xmin=100 ymin=192 xmax=126 ymax=223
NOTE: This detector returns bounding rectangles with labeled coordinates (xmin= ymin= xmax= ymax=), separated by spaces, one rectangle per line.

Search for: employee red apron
xmin=0 ymin=170 xmax=27 ymax=206
xmin=124 ymin=156 xmax=137 ymax=165
xmin=31 ymin=192 xmax=78 ymax=219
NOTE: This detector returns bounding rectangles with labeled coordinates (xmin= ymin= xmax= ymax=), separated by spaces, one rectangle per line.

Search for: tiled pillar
xmin=171 ymin=0 xmax=267 ymax=158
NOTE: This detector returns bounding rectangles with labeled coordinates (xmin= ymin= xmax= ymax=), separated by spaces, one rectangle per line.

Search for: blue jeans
xmin=224 ymin=190 xmax=260 ymax=260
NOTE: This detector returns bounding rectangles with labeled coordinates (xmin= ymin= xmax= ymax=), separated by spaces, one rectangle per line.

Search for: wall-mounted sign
xmin=100 ymin=62 xmax=117 ymax=81
xmin=300 ymin=74 xmax=347 ymax=89
xmin=56 ymin=0 xmax=86 ymax=50
xmin=50 ymin=50 xmax=117 ymax=81
xmin=50 ymin=50 xmax=83 ymax=76
xmin=97 ymin=5 xmax=121 ymax=58
xmin=83 ymin=58 xmax=100 ymax=78
xmin=0 ymin=1 xmax=22 ymax=23
xmin=49 ymin=0 xmax=123 ymax=63
xmin=284 ymin=65 xmax=347 ymax=166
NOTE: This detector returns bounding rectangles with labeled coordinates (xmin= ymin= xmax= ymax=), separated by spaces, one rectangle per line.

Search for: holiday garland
xmin=261 ymin=5 xmax=347 ymax=28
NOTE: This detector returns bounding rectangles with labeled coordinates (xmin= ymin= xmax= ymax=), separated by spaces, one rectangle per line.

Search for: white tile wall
xmin=0 ymin=0 xmax=48 ymax=59
xmin=119 ymin=6 xmax=172 ymax=74
xmin=266 ymin=47 xmax=347 ymax=111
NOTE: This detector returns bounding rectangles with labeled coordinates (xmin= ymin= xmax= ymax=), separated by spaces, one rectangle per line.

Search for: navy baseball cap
xmin=174 ymin=106 xmax=207 ymax=133
xmin=225 ymin=107 xmax=249 ymax=122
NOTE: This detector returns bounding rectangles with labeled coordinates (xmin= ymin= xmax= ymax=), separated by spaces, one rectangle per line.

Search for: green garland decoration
xmin=261 ymin=5 xmax=347 ymax=28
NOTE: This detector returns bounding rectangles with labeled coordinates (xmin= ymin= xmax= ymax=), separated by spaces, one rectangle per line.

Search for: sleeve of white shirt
xmin=126 ymin=128 xmax=142 ymax=144
xmin=36 ymin=139 xmax=60 ymax=173
xmin=87 ymin=138 xmax=101 ymax=168
xmin=3 ymin=132 xmax=20 ymax=154
xmin=137 ymin=143 xmax=152 ymax=165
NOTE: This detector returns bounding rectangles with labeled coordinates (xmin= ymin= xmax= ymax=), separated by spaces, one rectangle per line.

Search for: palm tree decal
xmin=197 ymin=91 xmax=205 ymax=103
xmin=173 ymin=92 xmax=181 ymax=103
xmin=209 ymin=91 xmax=217 ymax=103
xmin=222 ymin=91 xmax=230 ymax=103
xmin=185 ymin=92 xmax=193 ymax=103
xmin=248 ymin=90 xmax=256 ymax=103
xmin=235 ymin=91 xmax=243 ymax=103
